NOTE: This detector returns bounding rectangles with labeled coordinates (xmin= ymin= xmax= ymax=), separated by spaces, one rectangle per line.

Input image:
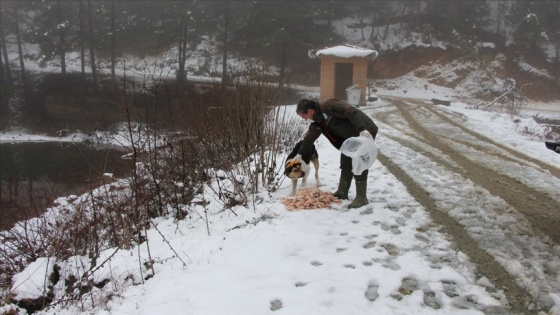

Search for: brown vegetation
xmin=0 ymin=65 xmax=305 ymax=313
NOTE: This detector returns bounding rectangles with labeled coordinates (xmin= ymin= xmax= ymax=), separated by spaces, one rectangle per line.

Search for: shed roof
xmin=310 ymin=45 xmax=378 ymax=59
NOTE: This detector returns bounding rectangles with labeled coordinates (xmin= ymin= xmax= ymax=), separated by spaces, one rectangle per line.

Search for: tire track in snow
xmin=376 ymin=152 xmax=530 ymax=315
xmin=371 ymin=98 xmax=560 ymax=314
xmin=423 ymin=104 xmax=560 ymax=179
xmin=391 ymin=99 xmax=560 ymax=244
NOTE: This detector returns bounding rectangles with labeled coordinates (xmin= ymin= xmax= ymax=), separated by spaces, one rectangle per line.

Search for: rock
xmin=431 ymin=98 xmax=451 ymax=106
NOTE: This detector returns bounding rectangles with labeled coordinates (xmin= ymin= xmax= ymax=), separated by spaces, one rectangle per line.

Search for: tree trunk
xmin=58 ymin=27 xmax=66 ymax=83
xmin=495 ymin=0 xmax=502 ymax=36
xmin=57 ymin=1 xmax=67 ymax=88
xmin=176 ymin=20 xmax=187 ymax=95
xmin=79 ymin=0 xmax=86 ymax=77
xmin=0 ymin=7 xmax=13 ymax=87
xmin=110 ymin=0 xmax=116 ymax=92
xmin=398 ymin=2 xmax=406 ymax=32
xmin=369 ymin=12 xmax=378 ymax=43
xmin=87 ymin=0 xmax=98 ymax=93
xmin=555 ymin=1 xmax=560 ymax=63
xmin=278 ymin=43 xmax=287 ymax=90
xmin=14 ymin=8 xmax=30 ymax=109
xmin=0 ymin=36 xmax=9 ymax=115
xmin=359 ymin=15 xmax=365 ymax=41
xmin=221 ymin=2 xmax=229 ymax=90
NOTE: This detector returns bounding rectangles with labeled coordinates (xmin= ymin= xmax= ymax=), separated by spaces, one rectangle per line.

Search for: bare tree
xmin=79 ymin=0 xmax=86 ymax=77
xmin=87 ymin=0 xmax=98 ymax=92
xmin=13 ymin=6 xmax=30 ymax=109
xmin=0 ymin=3 xmax=13 ymax=89
xmin=110 ymin=0 xmax=116 ymax=91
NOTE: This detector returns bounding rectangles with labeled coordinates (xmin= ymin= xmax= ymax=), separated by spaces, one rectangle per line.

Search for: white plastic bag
xmin=340 ymin=136 xmax=378 ymax=175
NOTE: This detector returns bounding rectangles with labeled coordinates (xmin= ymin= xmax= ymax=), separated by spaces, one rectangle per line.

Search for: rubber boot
xmin=332 ymin=176 xmax=351 ymax=200
xmin=333 ymin=173 xmax=352 ymax=200
xmin=348 ymin=180 xmax=369 ymax=209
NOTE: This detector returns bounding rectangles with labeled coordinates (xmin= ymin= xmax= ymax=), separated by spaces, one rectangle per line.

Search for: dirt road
xmin=369 ymin=97 xmax=560 ymax=314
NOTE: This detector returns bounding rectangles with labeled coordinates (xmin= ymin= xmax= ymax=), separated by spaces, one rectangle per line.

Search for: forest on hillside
xmin=1 ymin=1 xmax=559 ymax=117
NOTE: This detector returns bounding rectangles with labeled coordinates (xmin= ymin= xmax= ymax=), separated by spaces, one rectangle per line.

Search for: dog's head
xmin=284 ymin=159 xmax=306 ymax=179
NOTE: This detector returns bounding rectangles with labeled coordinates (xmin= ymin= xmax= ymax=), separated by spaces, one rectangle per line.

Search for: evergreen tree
xmin=424 ymin=0 xmax=491 ymax=42
xmin=87 ymin=0 xmax=98 ymax=92
xmin=232 ymin=1 xmax=340 ymax=86
xmin=27 ymin=0 xmax=79 ymax=88
xmin=0 ymin=1 xmax=14 ymax=89
xmin=0 ymin=1 xmax=13 ymax=116
xmin=508 ymin=1 xmax=549 ymax=55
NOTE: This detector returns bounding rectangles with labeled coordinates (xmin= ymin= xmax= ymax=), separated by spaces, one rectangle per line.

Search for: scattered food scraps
xmin=282 ymin=188 xmax=341 ymax=211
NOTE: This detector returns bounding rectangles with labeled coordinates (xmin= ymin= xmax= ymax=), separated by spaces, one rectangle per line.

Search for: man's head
xmin=296 ymin=99 xmax=316 ymax=120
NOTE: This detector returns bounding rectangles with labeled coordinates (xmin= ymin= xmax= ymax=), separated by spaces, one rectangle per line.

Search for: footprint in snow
xmin=270 ymin=299 xmax=283 ymax=311
xmin=380 ymin=223 xmax=401 ymax=234
xmin=382 ymin=260 xmax=401 ymax=271
xmin=423 ymin=291 xmax=442 ymax=309
xmin=389 ymin=225 xmax=401 ymax=234
xmin=380 ymin=243 xmax=399 ymax=256
xmin=391 ymin=293 xmax=403 ymax=301
xmin=360 ymin=206 xmax=374 ymax=215
xmin=441 ymin=280 xmax=458 ymax=297
xmin=398 ymin=277 xmax=419 ymax=295
xmin=364 ymin=281 xmax=379 ymax=302
xmin=387 ymin=203 xmax=402 ymax=212
xmin=414 ymin=233 xmax=431 ymax=244
xmin=310 ymin=260 xmax=322 ymax=266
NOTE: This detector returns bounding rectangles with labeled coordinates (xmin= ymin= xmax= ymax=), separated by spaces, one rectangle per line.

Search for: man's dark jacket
xmin=298 ymin=98 xmax=378 ymax=155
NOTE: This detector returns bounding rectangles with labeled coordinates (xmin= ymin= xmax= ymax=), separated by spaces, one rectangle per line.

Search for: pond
xmin=0 ymin=142 xmax=131 ymax=230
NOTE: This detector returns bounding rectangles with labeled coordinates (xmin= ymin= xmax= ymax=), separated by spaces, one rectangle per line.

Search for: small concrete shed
xmin=309 ymin=45 xmax=378 ymax=106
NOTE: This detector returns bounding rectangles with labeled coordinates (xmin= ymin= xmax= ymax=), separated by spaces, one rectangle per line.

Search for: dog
xmin=284 ymin=141 xmax=321 ymax=196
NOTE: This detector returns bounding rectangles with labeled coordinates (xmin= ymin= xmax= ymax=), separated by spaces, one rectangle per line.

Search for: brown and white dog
xmin=284 ymin=141 xmax=321 ymax=196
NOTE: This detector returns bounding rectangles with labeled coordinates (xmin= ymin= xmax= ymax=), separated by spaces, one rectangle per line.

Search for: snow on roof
xmin=310 ymin=45 xmax=378 ymax=59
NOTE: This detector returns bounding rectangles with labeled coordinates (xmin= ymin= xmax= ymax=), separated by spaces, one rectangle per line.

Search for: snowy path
xmin=11 ymin=98 xmax=560 ymax=315
xmin=370 ymin=97 xmax=560 ymax=314
xmin=99 ymin=146 xmax=507 ymax=315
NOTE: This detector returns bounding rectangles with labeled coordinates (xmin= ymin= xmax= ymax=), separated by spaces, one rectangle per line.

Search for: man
xmin=293 ymin=98 xmax=379 ymax=208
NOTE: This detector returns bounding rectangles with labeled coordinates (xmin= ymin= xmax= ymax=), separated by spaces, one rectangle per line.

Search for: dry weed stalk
xmin=1 ymin=63 xmax=304 ymax=313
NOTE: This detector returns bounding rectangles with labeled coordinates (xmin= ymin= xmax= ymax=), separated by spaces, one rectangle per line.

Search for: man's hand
xmin=360 ymin=130 xmax=372 ymax=138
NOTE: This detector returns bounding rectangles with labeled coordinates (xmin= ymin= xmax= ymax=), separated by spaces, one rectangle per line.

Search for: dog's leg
xmin=302 ymin=171 xmax=309 ymax=188
xmin=291 ymin=178 xmax=298 ymax=196
xmin=312 ymin=158 xmax=321 ymax=187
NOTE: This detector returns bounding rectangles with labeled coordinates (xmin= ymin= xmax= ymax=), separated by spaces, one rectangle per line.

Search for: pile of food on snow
xmin=282 ymin=188 xmax=341 ymax=211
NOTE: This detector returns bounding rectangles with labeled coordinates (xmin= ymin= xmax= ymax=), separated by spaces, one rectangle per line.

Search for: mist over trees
xmin=1 ymin=4 xmax=559 ymax=311
xmin=0 ymin=0 xmax=559 ymax=116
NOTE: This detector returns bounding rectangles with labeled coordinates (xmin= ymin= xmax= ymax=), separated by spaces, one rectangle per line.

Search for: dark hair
xmin=296 ymin=99 xmax=316 ymax=114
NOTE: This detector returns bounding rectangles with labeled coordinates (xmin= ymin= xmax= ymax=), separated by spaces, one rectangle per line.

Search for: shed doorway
xmin=334 ymin=63 xmax=353 ymax=100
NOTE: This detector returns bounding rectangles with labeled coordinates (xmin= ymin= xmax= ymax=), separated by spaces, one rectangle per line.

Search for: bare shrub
xmin=476 ymin=78 xmax=528 ymax=117
xmin=1 ymin=62 xmax=305 ymax=313
xmin=171 ymin=63 xmax=305 ymax=209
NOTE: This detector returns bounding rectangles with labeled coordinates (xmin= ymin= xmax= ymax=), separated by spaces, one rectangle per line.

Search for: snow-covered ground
xmin=2 ymin=15 xmax=560 ymax=315
xmin=3 ymin=91 xmax=560 ymax=314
